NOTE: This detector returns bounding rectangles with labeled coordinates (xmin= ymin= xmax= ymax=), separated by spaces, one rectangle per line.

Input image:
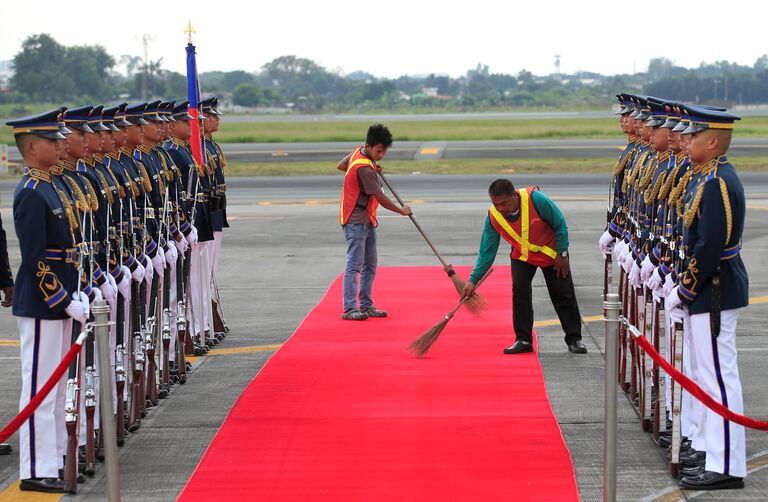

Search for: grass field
xmin=210 ymin=116 xmax=768 ymax=143
xmin=3 ymin=116 xmax=768 ymax=146
xmin=225 ymin=156 xmax=768 ymax=177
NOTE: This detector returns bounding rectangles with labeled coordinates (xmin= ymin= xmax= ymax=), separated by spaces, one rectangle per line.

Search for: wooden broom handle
xmin=377 ymin=171 xmax=451 ymax=269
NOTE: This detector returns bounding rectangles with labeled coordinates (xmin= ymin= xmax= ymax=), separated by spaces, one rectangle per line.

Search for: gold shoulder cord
xmin=684 ymin=182 xmax=705 ymax=228
xmin=104 ymin=164 xmax=126 ymax=198
xmin=63 ymin=176 xmax=89 ymax=213
xmin=95 ymin=170 xmax=115 ymax=206
xmin=215 ymin=142 xmax=227 ymax=167
xmin=719 ymin=177 xmax=733 ymax=245
xmin=613 ymin=149 xmax=632 ymax=176
xmin=645 ymin=168 xmax=667 ymax=205
xmin=205 ymin=150 xmax=216 ymax=176
xmin=81 ymin=176 xmax=100 ymax=211
xmin=53 ymin=185 xmax=78 ymax=233
xmin=136 ymin=160 xmax=153 ymax=193
xmin=659 ymin=165 xmax=679 ymax=202
xmin=156 ymin=150 xmax=174 ymax=182
xmin=123 ymin=166 xmax=140 ymax=197
xmin=638 ymin=154 xmax=658 ymax=191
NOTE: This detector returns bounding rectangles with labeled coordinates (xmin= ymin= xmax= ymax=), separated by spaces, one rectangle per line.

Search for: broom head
xmin=409 ymin=316 xmax=450 ymax=357
xmin=446 ymin=266 xmax=488 ymax=316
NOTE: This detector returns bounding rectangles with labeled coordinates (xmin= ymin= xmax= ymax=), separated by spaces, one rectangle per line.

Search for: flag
xmin=186 ymin=43 xmax=203 ymax=166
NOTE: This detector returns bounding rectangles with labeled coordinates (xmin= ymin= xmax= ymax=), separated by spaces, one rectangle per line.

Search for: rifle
xmin=161 ymin=188 xmax=172 ymax=391
xmin=114 ymin=199 xmax=126 ymax=446
xmin=83 ymin=211 xmax=97 ymax=476
xmin=63 ymin=216 xmax=87 ymax=492
xmin=128 ymin=199 xmax=145 ymax=431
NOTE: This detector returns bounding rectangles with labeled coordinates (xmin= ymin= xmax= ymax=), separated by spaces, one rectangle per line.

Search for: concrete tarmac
xmin=0 ymin=173 xmax=766 ymax=501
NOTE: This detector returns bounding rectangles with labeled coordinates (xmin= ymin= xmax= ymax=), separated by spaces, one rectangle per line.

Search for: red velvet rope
xmin=0 ymin=338 xmax=84 ymax=443
xmin=632 ymin=331 xmax=768 ymax=431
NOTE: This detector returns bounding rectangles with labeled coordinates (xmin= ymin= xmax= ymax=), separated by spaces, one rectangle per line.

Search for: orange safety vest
xmin=488 ymin=186 xmax=558 ymax=267
xmin=339 ymin=147 xmax=379 ymax=226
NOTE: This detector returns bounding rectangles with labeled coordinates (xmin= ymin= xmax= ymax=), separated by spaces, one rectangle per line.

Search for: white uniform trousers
xmin=17 ymin=316 xmax=70 ymax=479
xmin=168 ymin=258 xmax=178 ymax=363
xmin=210 ymin=231 xmax=223 ymax=278
xmin=663 ymin=306 xmax=672 ymax=421
xmin=691 ymin=309 xmax=746 ymax=477
xmin=188 ymin=241 xmax=211 ymax=336
xmin=681 ymin=313 xmax=706 ymax=451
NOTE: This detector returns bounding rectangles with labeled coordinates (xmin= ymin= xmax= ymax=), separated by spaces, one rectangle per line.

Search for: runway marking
xmin=419 ymin=147 xmax=440 ymax=155
xmin=0 ymin=480 xmax=62 ymax=501
xmin=747 ymin=204 xmax=768 ymax=210
xmin=534 ymin=314 xmax=602 ymax=328
xmin=185 ymin=343 xmax=283 ymax=364
xmin=0 ymin=340 xmax=19 ymax=347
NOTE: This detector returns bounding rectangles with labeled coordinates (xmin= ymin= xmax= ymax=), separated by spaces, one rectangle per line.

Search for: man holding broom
xmin=463 ymin=179 xmax=587 ymax=354
xmin=338 ymin=124 xmax=412 ymax=320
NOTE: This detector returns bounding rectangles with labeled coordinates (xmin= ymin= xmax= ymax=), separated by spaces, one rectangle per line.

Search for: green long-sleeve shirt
xmin=468 ymin=190 xmax=569 ymax=284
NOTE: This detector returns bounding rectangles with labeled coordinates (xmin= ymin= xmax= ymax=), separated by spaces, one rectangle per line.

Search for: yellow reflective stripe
xmin=488 ymin=193 xmax=557 ymax=262
xmin=520 ymin=189 xmax=530 ymax=261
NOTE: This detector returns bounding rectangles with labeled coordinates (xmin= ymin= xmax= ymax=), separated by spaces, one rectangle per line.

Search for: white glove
xmin=663 ymin=273 xmax=676 ymax=298
xmin=152 ymin=248 xmax=165 ymax=275
xmin=174 ymin=236 xmax=189 ymax=254
xmin=640 ymin=255 xmax=655 ymax=283
xmin=652 ymin=285 xmax=665 ymax=303
xmin=143 ymin=255 xmax=154 ymax=281
xmin=66 ymin=299 xmax=88 ymax=326
xmin=188 ymin=226 xmax=198 ymax=246
xmin=132 ymin=261 xmax=145 ymax=283
xmin=646 ymin=267 xmax=664 ymax=292
xmin=598 ymin=230 xmax=614 ymax=259
xmin=620 ymin=247 xmax=633 ymax=273
xmin=629 ymin=260 xmax=642 ymax=289
xmin=614 ymin=239 xmax=626 ymax=259
xmin=165 ymin=244 xmax=178 ymax=267
xmin=117 ymin=267 xmax=131 ymax=298
xmin=100 ymin=276 xmax=117 ymax=303
xmin=665 ymin=285 xmax=683 ymax=312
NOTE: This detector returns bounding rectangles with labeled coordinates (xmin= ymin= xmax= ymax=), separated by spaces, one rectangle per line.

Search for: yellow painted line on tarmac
xmin=419 ymin=147 xmax=440 ymax=155
xmin=534 ymin=314 xmax=602 ymax=328
xmin=0 ymin=480 xmax=61 ymax=502
xmin=747 ymin=204 xmax=768 ymax=210
xmin=750 ymin=295 xmax=768 ymax=305
xmin=0 ymin=340 xmax=20 ymax=347
xmin=185 ymin=343 xmax=283 ymax=365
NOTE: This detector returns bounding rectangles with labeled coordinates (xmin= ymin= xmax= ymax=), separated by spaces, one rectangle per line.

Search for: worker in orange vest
xmin=337 ymin=124 xmax=411 ymax=320
xmin=464 ymin=179 xmax=587 ymax=354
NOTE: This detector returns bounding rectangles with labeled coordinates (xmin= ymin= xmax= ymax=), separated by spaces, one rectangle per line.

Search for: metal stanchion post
xmin=93 ymin=299 xmax=122 ymax=501
xmin=603 ymin=293 xmax=621 ymax=502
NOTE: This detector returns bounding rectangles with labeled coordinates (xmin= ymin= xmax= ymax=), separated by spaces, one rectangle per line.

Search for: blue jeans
xmin=342 ymin=223 xmax=377 ymax=312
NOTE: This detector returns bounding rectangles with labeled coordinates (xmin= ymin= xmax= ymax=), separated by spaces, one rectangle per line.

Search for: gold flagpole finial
xmin=184 ymin=21 xmax=196 ymax=44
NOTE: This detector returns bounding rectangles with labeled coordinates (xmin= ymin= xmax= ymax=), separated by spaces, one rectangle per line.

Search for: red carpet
xmin=179 ymin=266 xmax=579 ymax=501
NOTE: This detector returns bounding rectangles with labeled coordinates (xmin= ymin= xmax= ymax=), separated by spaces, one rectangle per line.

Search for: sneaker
xmin=341 ymin=309 xmax=368 ymax=321
xmin=362 ymin=307 xmax=387 ymax=318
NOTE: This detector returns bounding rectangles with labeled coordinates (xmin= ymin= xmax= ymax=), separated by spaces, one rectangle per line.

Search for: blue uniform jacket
xmin=12 ymin=168 xmax=77 ymax=319
xmin=678 ymin=156 xmax=749 ymax=314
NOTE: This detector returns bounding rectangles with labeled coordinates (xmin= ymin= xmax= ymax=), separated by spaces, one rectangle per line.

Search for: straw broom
xmin=409 ymin=268 xmax=494 ymax=357
xmin=377 ymin=171 xmax=487 ymax=315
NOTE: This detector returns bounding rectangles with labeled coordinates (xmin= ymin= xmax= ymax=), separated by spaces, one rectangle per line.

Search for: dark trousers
xmin=511 ymin=258 xmax=583 ymax=345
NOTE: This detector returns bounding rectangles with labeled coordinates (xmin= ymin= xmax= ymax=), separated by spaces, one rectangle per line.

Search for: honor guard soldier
xmin=665 ymin=106 xmax=748 ymax=491
xmin=6 ymin=109 xmax=89 ymax=493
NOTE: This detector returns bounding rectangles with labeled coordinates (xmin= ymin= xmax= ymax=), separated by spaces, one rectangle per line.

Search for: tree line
xmin=4 ymin=34 xmax=768 ymax=112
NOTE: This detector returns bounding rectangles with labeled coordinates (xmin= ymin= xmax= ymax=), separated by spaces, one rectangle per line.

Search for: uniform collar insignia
xmin=59 ymin=159 xmax=76 ymax=171
xmin=24 ymin=167 xmax=52 ymax=182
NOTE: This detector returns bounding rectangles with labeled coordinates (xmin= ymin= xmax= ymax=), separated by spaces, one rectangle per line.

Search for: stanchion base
xmin=620 ymin=382 xmax=630 ymax=393
xmin=641 ymin=418 xmax=651 ymax=432
xmin=670 ymin=463 xmax=679 ymax=478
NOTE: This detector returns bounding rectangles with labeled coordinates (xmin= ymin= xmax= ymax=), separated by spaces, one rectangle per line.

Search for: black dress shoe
xmin=680 ymin=465 xmax=704 ymax=478
xmin=58 ymin=468 xmax=86 ymax=484
xmin=680 ymin=471 xmax=744 ymax=490
xmin=567 ymin=340 xmax=587 ymax=354
xmin=680 ymin=449 xmax=706 ymax=466
xmin=0 ymin=443 xmax=11 ymax=455
xmin=503 ymin=341 xmax=533 ymax=354
xmin=20 ymin=477 xmax=66 ymax=493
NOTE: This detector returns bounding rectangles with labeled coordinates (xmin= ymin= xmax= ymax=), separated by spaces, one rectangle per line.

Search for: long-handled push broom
xmin=408 ymin=268 xmax=494 ymax=357
xmin=378 ymin=171 xmax=487 ymax=315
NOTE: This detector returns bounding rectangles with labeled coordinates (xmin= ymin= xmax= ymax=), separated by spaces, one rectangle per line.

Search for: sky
xmin=0 ymin=0 xmax=765 ymax=79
